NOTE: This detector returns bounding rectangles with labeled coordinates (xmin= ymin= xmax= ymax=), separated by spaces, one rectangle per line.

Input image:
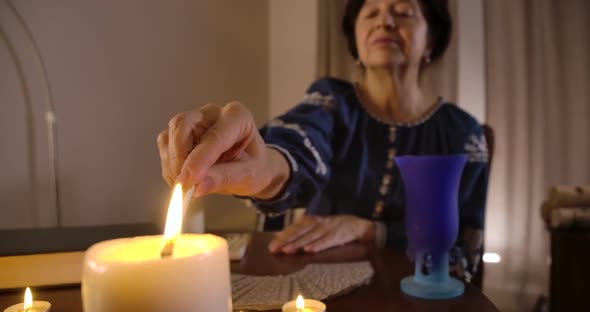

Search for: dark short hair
xmin=342 ymin=0 xmax=452 ymax=63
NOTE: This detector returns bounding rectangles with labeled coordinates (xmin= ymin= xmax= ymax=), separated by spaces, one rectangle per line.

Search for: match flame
xmin=163 ymin=183 xmax=184 ymax=240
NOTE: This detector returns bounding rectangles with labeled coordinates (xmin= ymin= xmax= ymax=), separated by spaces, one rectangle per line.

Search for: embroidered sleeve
xmin=244 ymin=79 xmax=338 ymax=215
xmin=464 ymin=132 xmax=489 ymax=163
xmin=454 ymin=123 xmax=490 ymax=281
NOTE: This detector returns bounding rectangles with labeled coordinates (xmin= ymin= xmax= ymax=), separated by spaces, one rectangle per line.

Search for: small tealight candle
xmin=282 ymin=295 xmax=326 ymax=312
xmin=3 ymin=287 xmax=51 ymax=312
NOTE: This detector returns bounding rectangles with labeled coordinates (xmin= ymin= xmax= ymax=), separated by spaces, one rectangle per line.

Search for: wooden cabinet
xmin=549 ymin=229 xmax=590 ymax=312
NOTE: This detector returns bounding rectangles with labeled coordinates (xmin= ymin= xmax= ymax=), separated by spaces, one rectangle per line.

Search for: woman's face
xmin=355 ymin=0 xmax=430 ymax=70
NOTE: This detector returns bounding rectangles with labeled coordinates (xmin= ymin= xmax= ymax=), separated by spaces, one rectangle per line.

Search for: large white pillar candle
xmin=82 ymin=234 xmax=231 ymax=312
xmin=82 ymin=184 xmax=232 ymax=312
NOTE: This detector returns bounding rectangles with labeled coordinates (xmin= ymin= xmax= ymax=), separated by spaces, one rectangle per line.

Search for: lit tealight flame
xmin=164 ymin=183 xmax=184 ymax=240
xmin=24 ymin=287 xmax=33 ymax=309
xmin=296 ymin=295 xmax=305 ymax=310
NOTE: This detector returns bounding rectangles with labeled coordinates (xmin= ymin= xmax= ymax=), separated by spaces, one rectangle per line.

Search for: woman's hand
xmin=268 ymin=215 xmax=376 ymax=254
xmin=157 ymin=102 xmax=289 ymax=198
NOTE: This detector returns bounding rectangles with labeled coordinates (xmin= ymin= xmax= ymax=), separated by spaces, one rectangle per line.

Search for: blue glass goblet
xmin=395 ymin=155 xmax=467 ymax=299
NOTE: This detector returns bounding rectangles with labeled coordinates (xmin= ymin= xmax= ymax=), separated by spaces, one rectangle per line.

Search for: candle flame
xmin=24 ymin=287 xmax=33 ymax=309
xmin=163 ymin=183 xmax=184 ymax=240
xmin=296 ymin=295 xmax=304 ymax=310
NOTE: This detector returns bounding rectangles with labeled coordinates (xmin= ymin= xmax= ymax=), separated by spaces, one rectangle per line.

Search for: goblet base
xmin=401 ymin=275 xmax=464 ymax=299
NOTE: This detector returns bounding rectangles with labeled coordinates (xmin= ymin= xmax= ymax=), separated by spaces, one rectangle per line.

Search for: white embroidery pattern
xmin=267 ymin=144 xmax=299 ymax=173
xmin=302 ymin=92 xmax=334 ymax=109
xmin=267 ymin=119 xmax=328 ymax=176
xmin=464 ymin=134 xmax=489 ymax=162
xmin=268 ymin=119 xmax=306 ymax=137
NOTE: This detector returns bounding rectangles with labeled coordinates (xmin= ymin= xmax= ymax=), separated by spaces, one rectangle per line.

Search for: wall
xmin=0 ymin=0 xmax=268 ymax=230
xmin=269 ymin=0 xmax=319 ymax=117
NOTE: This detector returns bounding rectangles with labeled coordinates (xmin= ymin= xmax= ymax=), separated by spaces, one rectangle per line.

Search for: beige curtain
xmin=484 ymin=0 xmax=590 ymax=308
xmin=316 ymin=0 xmax=459 ymax=102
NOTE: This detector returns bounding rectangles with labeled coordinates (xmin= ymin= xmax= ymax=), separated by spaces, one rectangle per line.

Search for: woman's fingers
xmin=179 ymin=102 xmax=256 ymax=187
xmin=157 ymin=129 xmax=174 ymax=187
xmin=267 ymin=215 xmax=367 ymax=254
xmin=268 ymin=222 xmax=317 ymax=253
xmin=167 ymin=112 xmax=197 ymax=179
xmin=194 ymin=159 xmax=255 ymax=197
xmin=160 ymin=101 xmax=270 ymax=198
xmin=167 ymin=105 xmax=221 ymax=180
xmin=281 ymin=226 xmax=328 ymax=254
xmin=303 ymin=233 xmax=339 ymax=253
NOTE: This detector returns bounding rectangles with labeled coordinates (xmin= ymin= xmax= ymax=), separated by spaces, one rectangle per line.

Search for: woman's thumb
xmin=194 ymin=160 xmax=254 ymax=197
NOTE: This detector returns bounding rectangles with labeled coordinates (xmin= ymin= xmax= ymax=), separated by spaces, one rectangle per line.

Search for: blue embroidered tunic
xmin=248 ymin=77 xmax=489 ymax=277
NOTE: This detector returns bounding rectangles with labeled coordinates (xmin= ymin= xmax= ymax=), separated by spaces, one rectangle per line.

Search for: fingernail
xmin=286 ymin=249 xmax=297 ymax=255
xmin=176 ymin=168 xmax=190 ymax=185
xmin=268 ymin=239 xmax=282 ymax=252
xmin=282 ymin=246 xmax=294 ymax=254
xmin=268 ymin=241 xmax=280 ymax=253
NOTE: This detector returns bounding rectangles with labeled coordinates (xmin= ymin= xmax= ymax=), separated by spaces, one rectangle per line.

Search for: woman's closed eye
xmin=363 ymin=9 xmax=379 ymax=19
xmin=392 ymin=4 xmax=415 ymax=18
xmin=362 ymin=6 xmax=414 ymax=20
xmin=394 ymin=10 xmax=414 ymax=18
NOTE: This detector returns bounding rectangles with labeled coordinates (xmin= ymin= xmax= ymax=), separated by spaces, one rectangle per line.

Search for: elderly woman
xmin=157 ymin=0 xmax=488 ymax=280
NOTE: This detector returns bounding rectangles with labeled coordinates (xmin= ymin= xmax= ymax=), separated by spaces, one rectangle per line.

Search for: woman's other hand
xmin=268 ymin=215 xmax=375 ymax=254
xmin=157 ymin=102 xmax=289 ymax=199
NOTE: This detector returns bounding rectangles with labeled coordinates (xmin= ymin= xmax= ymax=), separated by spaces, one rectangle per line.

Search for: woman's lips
xmin=372 ymin=38 xmax=400 ymax=47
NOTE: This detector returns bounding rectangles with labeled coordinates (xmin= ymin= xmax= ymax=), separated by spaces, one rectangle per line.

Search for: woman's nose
xmin=378 ymin=12 xmax=396 ymax=29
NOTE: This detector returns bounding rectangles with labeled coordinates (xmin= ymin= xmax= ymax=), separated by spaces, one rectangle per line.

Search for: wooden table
xmin=0 ymin=232 xmax=498 ymax=311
